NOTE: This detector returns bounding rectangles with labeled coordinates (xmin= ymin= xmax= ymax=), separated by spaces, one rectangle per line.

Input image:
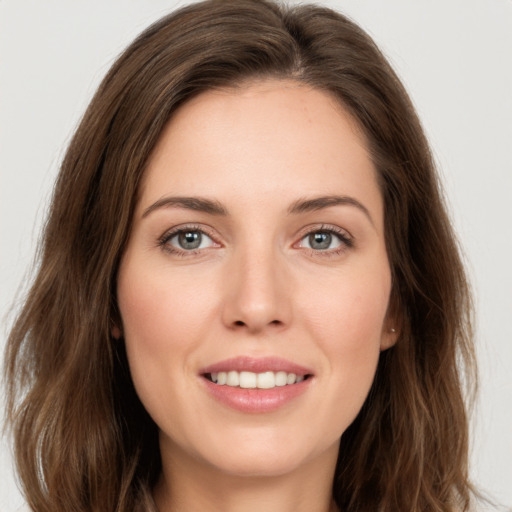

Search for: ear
xmin=111 ymin=324 xmax=122 ymax=340
xmin=110 ymin=305 xmax=123 ymax=339
xmin=380 ymin=292 xmax=401 ymax=351
xmin=380 ymin=324 xmax=399 ymax=351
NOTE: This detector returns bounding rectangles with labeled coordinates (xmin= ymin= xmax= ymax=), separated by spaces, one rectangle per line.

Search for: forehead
xmin=139 ymin=79 xmax=381 ymax=222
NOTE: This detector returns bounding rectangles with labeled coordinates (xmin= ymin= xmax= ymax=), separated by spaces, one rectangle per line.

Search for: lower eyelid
xmin=303 ymin=246 xmax=348 ymax=259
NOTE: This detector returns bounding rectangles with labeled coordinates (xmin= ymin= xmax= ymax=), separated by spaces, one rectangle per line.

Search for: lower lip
xmin=201 ymin=377 xmax=312 ymax=413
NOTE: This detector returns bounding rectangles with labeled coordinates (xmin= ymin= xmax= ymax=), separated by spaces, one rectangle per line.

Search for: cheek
xmin=300 ymin=265 xmax=390 ymax=418
xmin=118 ymin=273 xmax=175 ymax=360
xmin=323 ymin=291 xmax=384 ymax=391
xmin=116 ymin=258 xmax=211 ymax=415
xmin=304 ymin=265 xmax=391 ymax=347
xmin=116 ymin=252 xmax=228 ymax=406
xmin=116 ymin=265 xmax=173 ymax=415
xmin=118 ymin=258 xmax=213 ymax=354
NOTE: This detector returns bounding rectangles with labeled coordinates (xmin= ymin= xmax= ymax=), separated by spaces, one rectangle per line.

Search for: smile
xmin=206 ymin=370 xmax=307 ymax=388
xmin=199 ymin=357 xmax=314 ymax=413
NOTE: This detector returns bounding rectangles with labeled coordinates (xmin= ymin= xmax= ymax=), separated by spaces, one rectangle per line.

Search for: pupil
xmin=309 ymin=232 xmax=331 ymax=250
xmin=179 ymin=231 xmax=201 ymax=250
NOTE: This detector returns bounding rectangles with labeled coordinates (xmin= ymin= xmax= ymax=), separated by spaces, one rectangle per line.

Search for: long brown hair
xmin=4 ymin=1 xmax=477 ymax=510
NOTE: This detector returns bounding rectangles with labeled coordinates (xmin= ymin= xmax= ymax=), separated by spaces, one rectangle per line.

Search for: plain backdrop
xmin=1 ymin=0 xmax=511 ymax=510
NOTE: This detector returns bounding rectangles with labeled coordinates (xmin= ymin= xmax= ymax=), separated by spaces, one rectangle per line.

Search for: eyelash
xmin=157 ymin=224 xmax=354 ymax=257
xmin=158 ymin=224 xmax=219 ymax=257
xmin=295 ymin=224 xmax=354 ymax=257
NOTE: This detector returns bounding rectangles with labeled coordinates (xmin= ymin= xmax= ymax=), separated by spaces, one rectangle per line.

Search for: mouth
xmin=204 ymin=370 xmax=312 ymax=389
xmin=199 ymin=357 xmax=314 ymax=413
xmin=200 ymin=356 xmax=314 ymax=390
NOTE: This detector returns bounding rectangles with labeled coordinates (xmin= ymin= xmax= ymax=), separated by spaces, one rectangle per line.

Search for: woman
xmin=4 ymin=0 xmax=479 ymax=511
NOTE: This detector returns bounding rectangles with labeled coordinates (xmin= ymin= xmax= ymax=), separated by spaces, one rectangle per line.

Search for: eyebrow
xmin=142 ymin=196 xmax=228 ymax=218
xmin=287 ymin=195 xmax=374 ymax=226
xmin=142 ymin=194 xmax=374 ymax=226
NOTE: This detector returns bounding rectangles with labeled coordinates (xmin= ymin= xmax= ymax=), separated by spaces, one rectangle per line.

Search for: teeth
xmin=276 ymin=372 xmax=288 ymax=386
xmin=209 ymin=371 xmax=307 ymax=388
xmin=257 ymin=371 xmax=275 ymax=389
xmin=286 ymin=372 xmax=296 ymax=385
xmin=227 ymin=370 xmax=239 ymax=386
xmin=240 ymin=371 xmax=257 ymax=388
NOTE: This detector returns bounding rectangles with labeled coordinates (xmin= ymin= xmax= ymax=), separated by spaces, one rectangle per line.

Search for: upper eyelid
xmin=295 ymin=223 xmax=352 ymax=240
xmin=160 ymin=223 xmax=219 ymax=242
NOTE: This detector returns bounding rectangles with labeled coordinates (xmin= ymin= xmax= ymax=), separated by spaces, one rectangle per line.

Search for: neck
xmin=153 ymin=439 xmax=340 ymax=512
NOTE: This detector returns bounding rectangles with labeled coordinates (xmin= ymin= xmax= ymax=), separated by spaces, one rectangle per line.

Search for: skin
xmin=116 ymin=79 xmax=398 ymax=512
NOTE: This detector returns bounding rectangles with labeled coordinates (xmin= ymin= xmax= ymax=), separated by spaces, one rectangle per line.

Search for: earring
xmin=390 ymin=328 xmax=396 ymax=333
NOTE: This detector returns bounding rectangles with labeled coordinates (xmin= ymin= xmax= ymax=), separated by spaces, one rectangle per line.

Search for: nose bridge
xmin=222 ymin=234 xmax=290 ymax=332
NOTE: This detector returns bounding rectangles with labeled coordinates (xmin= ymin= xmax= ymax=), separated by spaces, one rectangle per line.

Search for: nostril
xmin=232 ymin=319 xmax=282 ymax=328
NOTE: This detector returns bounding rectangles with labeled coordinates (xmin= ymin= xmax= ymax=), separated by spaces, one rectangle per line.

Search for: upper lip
xmin=199 ymin=356 xmax=314 ymax=376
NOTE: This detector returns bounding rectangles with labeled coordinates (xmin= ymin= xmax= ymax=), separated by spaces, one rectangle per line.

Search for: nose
xmin=221 ymin=245 xmax=292 ymax=334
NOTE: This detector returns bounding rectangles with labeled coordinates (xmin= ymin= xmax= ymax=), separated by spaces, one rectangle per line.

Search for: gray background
xmin=1 ymin=0 xmax=511 ymax=510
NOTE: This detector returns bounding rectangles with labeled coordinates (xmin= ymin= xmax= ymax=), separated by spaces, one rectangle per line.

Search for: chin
xmin=210 ymin=452 xmax=310 ymax=478
xmin=194 ymin=431 xmax=339 ymax=479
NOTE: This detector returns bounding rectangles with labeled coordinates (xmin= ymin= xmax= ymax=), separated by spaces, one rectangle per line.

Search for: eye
xmin=303 ymin=232 xmax=340 ymax=250
xmin=297 ymin=226 xmax=353 ymax=253
xmin=160 ymin=226 xmax=218 ymax=253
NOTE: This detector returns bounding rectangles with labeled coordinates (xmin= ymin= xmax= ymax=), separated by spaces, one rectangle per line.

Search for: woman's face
xmin=116 ymin=79 xmax=397 ymax=478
